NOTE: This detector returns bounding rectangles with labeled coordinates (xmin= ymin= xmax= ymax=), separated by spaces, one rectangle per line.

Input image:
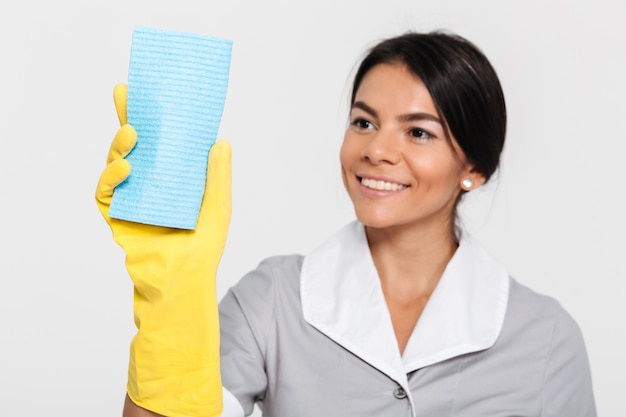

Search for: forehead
xmin=353 ymin=63 xmax=437 ymax=114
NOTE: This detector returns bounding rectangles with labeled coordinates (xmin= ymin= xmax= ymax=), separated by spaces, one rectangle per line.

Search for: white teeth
xmin=361 ymin=177 xmax=408 ymax=191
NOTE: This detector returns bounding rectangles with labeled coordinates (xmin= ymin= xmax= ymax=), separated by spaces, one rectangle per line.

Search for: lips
xmin=359 ymin=176 xmax=409 ymax=191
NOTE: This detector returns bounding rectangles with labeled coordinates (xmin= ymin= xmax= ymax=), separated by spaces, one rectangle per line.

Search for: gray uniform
xmin=219 ymin=223 xmax=596 ymax=416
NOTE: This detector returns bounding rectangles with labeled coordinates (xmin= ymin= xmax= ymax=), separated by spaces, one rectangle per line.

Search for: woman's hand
xmin=96 ymin=84 xmax=231 ymax=417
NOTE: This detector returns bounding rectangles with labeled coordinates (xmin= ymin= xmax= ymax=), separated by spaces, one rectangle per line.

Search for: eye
xmin=409 ymin=128 xmax=435 ymax=142
xmin=351 ymin=118 xmax=375 ymax=131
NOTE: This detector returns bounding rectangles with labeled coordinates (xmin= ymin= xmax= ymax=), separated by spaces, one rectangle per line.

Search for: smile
xmin=360 ymin=177 xmax=409 ymax=191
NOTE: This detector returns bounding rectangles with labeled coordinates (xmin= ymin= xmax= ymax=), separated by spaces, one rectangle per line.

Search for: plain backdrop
xmin=1 ymin=0 xmax=624 ymax=415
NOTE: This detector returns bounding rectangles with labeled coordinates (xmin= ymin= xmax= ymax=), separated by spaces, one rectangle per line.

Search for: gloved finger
xmin=95 ymin=158 xmax=131 ymax=206
xmin=198 ymin=140 xmax=232 ymax=231
xmin=114 ymin=83 xmax=128 ymax=126
xmin=107 ymin=124 xmax=137 ymax=164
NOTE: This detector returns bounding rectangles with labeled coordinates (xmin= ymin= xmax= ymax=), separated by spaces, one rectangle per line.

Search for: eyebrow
xmin=351 ymin=100 xmax=442 ymax=125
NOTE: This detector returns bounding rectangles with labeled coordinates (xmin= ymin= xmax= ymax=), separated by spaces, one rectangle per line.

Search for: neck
xmin=365 ymin=220 xmax=458 ymax=294
xmin=365 ymin=220 xmax=459 ymax=356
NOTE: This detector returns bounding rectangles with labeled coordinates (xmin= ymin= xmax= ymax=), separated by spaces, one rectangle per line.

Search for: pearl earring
xmin=462 ymin=178 xmax=474 ymax=189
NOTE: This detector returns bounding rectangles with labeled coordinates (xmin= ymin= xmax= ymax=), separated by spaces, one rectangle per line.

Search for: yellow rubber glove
xmin=96 ymin=84 xmax=231 ymax=417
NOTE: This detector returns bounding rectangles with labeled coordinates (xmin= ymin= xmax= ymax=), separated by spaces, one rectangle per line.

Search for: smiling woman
xmin=100 ymin=30 xmax=597 ymax=417
xmin=342 ymin=63 xmax=481 ymax=234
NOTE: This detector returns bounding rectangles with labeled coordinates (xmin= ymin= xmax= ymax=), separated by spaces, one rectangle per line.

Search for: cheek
xmin=339 ymin=136 xmax=351 ymax=189
xmin=339 ymin=134 xmax=358 ymax=171
xmin=406 ymin=154 xmax=464 ymax=188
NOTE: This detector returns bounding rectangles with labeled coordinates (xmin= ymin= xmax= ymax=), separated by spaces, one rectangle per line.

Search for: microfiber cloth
xmin=109 ymin=26 xmax=233 ymax=229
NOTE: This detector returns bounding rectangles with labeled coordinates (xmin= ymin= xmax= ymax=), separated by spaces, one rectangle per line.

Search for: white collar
xmin=300 ymin=221 xmax=509 ymax=385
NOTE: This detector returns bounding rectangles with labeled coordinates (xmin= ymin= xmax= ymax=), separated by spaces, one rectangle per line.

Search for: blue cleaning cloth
xmin=109 ymin=26 xmax=232 ymax=229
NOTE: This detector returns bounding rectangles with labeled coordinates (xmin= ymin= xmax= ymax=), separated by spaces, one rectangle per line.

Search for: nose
xmin=361 ymin=129 xmax=400 ymax=165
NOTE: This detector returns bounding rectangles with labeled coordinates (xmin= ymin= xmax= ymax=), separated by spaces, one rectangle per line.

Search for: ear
xmin=459 ymin=165 xmax=486 ymax=191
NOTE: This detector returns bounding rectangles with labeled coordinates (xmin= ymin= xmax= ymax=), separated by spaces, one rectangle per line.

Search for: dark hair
xmin=350 ymin=31 xmax=507 ymax=182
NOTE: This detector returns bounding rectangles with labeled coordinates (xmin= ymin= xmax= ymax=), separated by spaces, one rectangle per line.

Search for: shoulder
xmin=503 ymin=278 xmax=593 ymax=388
xmin=218 ymin=254 xmax=305 ymax=367
xmin=228 ymin=254 xmax=304 ymax=301
xmin=485 ymin=277 xmax=590 ymax=375
xmin=506 ymin=280 xmax=596 ymax=415
xmin=219 ymin=254 xmax=305 ymax=328
xmin=506 ymin=278 xmax=585 ymax=342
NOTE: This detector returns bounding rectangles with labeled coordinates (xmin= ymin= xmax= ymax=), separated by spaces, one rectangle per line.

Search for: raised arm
xmin=96 ymin=84 xmax=232 ymax=417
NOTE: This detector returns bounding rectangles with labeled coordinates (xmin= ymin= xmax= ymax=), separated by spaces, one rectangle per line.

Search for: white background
xmin=1 ymin=0 xmax=624 ymax=415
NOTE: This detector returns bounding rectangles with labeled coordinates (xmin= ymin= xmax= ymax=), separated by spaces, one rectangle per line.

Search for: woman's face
xmin=340 ymin=62 xmax=484 ymax=232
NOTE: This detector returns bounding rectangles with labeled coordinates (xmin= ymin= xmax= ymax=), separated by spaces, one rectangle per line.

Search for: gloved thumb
xmin=114 ymin=84 xmax=128 ymax=126
xmin=196 ymin=139 xmax=232 ymax=239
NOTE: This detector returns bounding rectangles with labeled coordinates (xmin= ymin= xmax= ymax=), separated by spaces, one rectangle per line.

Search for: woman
xmin=97 ymin=31 xmax=596 ymax=417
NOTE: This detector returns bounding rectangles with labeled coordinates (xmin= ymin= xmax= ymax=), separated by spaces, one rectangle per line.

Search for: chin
xmin=354 ymin=211 xmax=399 ymax=230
